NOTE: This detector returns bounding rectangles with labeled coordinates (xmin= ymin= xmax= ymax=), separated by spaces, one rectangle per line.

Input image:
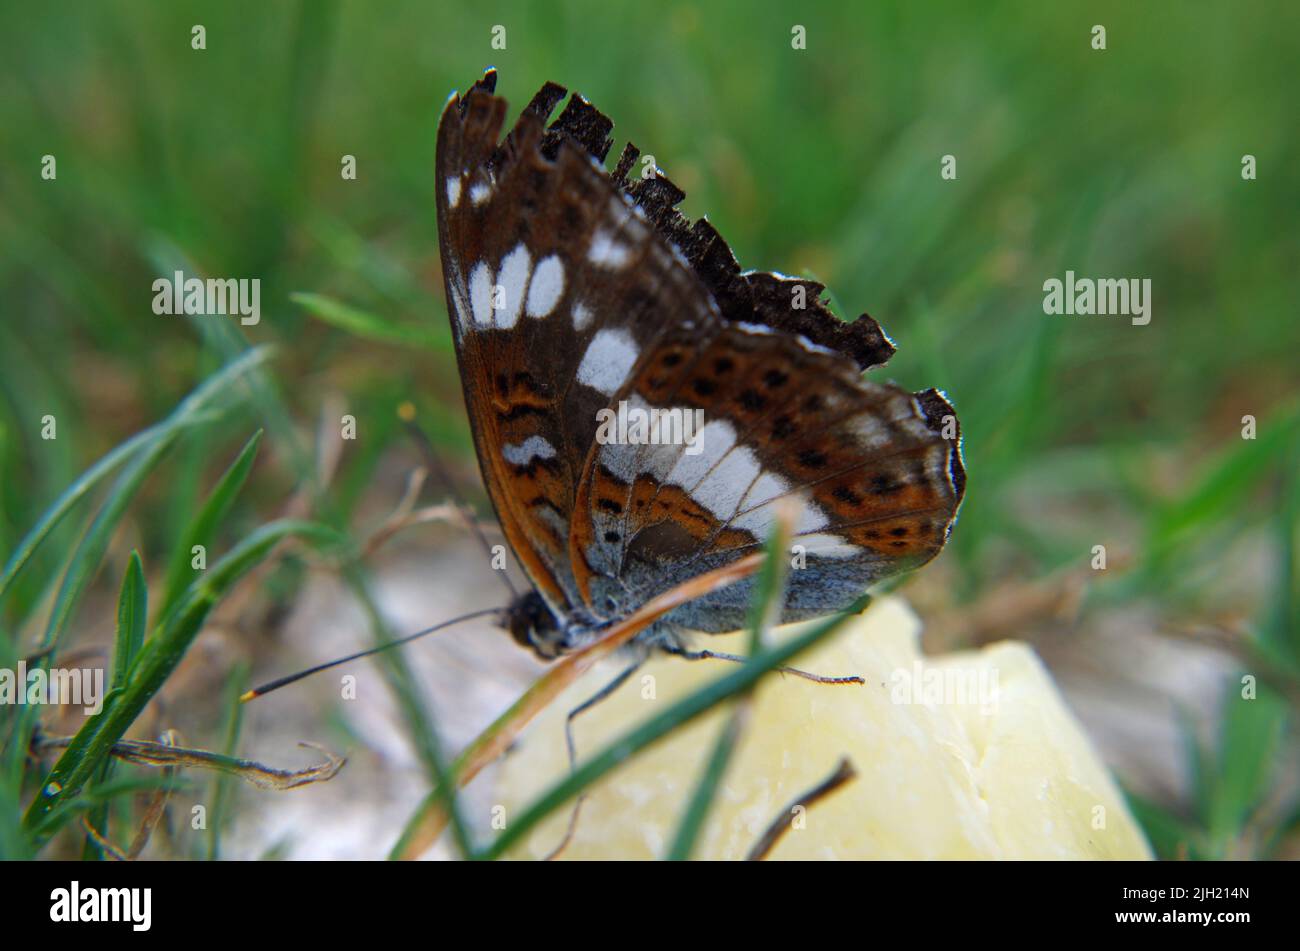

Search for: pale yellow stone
xmin=496 ymin=596 xmax=1152 ymax=860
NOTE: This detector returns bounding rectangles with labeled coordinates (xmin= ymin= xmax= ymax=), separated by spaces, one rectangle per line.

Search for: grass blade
xmin=665 ymin=511 xmax=793 ymax=861
xmin=6 ymin=360 xmax=255 ymax=781
xmin=663 ymin=713 xmax=748 ymax=862
xmin=158 ymin=429 xmax=263 ymax=618
xmin=389 ymin=552 xmax=765 ymax=860
xmin=1206 ymin=682 xmax=1287 ymax=854
xmin=206 ymin=661 xmax=249 ymax=860
xmin=1147 ymin=397 xmax=1300 ymax=571
xmin=477 ymin=594 xmax=871 ymax=861
xmin=82 ymin=551 xmax=148 ymax=859
xmin=0 ymin=426 xmax=155 ymax=604
xmin=160 ymin=291 xmax=479 ymax=859
xmin=113 ymin=551 xmax=148 ymax=685
xmin=38 ymin=433 xmax=171 ymax=658
xmin=0 ymin=347 xmax=270 ymax=605
xmin=291 ymin=292 xmax=439 ymax=348
xmin=22 ymin=518 xmax=345 ymax=845
xmin=1259 ymin=442 xmax=1298 ymax=666
xmin=1123 ymin=788 xmax=1202 ymax=860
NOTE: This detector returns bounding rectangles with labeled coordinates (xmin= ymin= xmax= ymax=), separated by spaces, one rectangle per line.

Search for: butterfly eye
xmin=506 ymin=613 xmax=533 ymax=649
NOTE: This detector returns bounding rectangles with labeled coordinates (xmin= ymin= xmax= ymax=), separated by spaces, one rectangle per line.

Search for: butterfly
xmin=435 ymin=70 xmax=965 ymax=661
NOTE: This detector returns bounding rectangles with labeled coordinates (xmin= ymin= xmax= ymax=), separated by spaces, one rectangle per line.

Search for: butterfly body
xmin=436 ymin=71 xmax=965 ymax=661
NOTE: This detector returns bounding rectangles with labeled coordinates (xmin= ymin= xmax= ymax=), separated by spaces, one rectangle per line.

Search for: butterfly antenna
xmin=239 ymin=606 xmax=504 ymax=702
xmin=397 ymin=402 xmax=520 ymax=601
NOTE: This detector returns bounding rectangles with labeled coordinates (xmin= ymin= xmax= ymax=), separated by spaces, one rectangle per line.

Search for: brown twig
xmin=745 ymin=757 xmax=859 ymax=861
xmin=35 ymin=735 xmax=345 ymax=791
xmin=80 ymin=729 xmax=183 ymax=860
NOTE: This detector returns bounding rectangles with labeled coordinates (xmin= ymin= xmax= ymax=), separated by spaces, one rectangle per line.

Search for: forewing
xmin=435 ymin=71 xmax=723 ymax=616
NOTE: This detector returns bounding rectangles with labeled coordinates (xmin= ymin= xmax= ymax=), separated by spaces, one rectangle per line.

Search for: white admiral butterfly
xmin=436 ymin=70 xmax=965 ymax=661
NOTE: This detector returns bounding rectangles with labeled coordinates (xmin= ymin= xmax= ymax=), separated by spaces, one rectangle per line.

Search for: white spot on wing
xmin=641 ymin=440 xmax=681 ymax=482
xmin=597 ymin=442 xmax=637 ymax=483
xmin=595 ymin=394 xmax=651 ymax=482
xmin=502 ymin=436 xmax=557 ymax=466
xmin=470 ymin=181 xmax=492 ymax=205
xmin=797 ymin=534 xmax=860 ymax=559
xmin=732 ymin=506 xmax=775 ymax=538
xmin=577 ymin=328 xmax=639 ymax=396
xmin=526 ymin=255 xmax=564 ymax=317
xmin=496 ymin=244 xmax=530 ymax=329
xmin=733 ymin=496 xmax=828 ymax=536
xmin=850 ymin=413 xmax=892 ymax=452
xmin=666 ymin=421 xmax=736 ymax=489
xmin=589 ymin=229 xmax=631 ymax=268
xmin=694 ymin=447 xmax=760 ymax=519
xmin=741 ymin=472 xmax=791 ymax=511
xmin=469 ymin=263 xmax=494 ymax=327
xmin=446 ymin=176 xmax=462 ymax=209
xmin=572 ymin=301 xmax=594 ymax=331
xmin=795 ymin=503 xmax=830 ymax=533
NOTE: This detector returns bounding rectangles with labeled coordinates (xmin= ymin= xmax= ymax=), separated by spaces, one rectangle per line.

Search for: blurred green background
xmin=0 ymin=1 xmax=1296 ymax=859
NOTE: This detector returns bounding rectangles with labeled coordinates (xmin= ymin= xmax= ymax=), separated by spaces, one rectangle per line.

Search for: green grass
xmin=0 ymin=1 xmax=1297 ymax=859
xmin=475 ymin=595 xmax=874 ymax=862
xmin=665 ymin=505 xmax=794 ymax=860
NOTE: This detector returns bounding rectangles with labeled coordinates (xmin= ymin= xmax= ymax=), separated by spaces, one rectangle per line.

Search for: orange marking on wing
xmin=841 ymin=510 xmax=949 ymax=558
xmin=569 ymin=469 xmax=599 ymax=603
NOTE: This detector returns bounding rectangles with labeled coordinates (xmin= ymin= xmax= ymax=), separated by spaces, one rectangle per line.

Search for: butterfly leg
xmin=661 ymin=645 xmax=864 ymax=686
xmin=543 ymin=657 xmax=645 ymax=861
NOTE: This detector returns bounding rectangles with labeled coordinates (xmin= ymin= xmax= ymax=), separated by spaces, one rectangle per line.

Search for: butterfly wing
xmin=573 ymin=322 xmax=964 ymax=632
xmin=560 ymin=124 xmax=966 ymax=631
xmin=438 ymin=71 xmax=965 ymax=638
xmin=435 ymin=71 xmax=727 ymax=620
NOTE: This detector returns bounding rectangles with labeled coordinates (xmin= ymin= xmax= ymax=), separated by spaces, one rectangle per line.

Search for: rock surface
xmin=497 ymin=597 xmax=1153 ymax=860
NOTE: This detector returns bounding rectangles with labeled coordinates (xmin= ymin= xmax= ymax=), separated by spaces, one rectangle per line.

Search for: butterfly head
xmin=502 ymin=590 xmax=571 ymax=660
